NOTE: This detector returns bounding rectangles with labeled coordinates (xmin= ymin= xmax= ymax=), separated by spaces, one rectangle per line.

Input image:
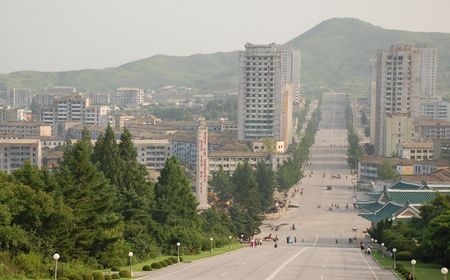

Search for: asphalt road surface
xmin=140 ymin=93 xmax=396 ymax=280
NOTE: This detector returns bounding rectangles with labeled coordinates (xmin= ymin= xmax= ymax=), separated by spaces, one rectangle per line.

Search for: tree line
xmin=345 ymin=101 xmax=363 ymax=169
xmin=277 ymin=105 xmax=321 ymax=191
xmin=0 ymin=126 xmax=235 ymax=278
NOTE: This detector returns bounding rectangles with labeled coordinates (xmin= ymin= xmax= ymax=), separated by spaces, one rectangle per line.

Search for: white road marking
xmin=220 ymin=272 xmax=229 ymax=277
xmin=360 ymin=253 xmax=380 ymax=280
xmin=263 ymin=247 xmax=308 ymax=280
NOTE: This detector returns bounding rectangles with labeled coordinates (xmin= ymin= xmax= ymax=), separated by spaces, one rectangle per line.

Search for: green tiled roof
xmin=366 ymin=192 xmax=382 ymax=200
xmin=359 ymin=202 xmax=404 ymax=222
xmin=386 ymin=191 xmax=450 ymax=204
xmin=357 ymin=201 xmax=384 ymax=212
xmin=389 ymin=181 xmax=426 ymax=190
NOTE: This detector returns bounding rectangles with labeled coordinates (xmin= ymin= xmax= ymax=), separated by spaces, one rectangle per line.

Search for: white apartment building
xmin=373 ymin=44 xmax=438 ymax=155
xmin=84 ymin=106 xmax=110 ymax=127
xmin=396 ymin=142 xmax=433 ymax=161
xmin=0 ymin=139 xmax=41 ymax=173
xmin=37 ymin=94 xmax=109 ymax=129
xmin=420 ymin=101 xmax=450 ymax=121
xmin=208 ymin=151 xmax=271 ymax=175
xmin=237 ymin=43 xmax=294 ymax=145
xmin=134 ymin=139 xmax=171 ymax=171
xmin=416 ymin=119 xmax=450 ymax=140
xmin=7 ymin=88 xmax=32 ymax=108
xmin=111 ymin=88 xmax=144 ymax=108
xmin=280 ymin=45 xmax=301 ymax=104
xmin=0 ymin=122 xmax=52 ymax=138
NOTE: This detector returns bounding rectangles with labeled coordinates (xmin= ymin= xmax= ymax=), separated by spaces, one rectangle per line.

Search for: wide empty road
xmin=141 ymin=93 xmax=395 ymax=280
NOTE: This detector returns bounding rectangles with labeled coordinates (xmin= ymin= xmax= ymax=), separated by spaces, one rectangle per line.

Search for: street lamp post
xmin=241 ymin=234 xmax=244 ymax=246
xmin=229 ymin=235 xmax=232 ymax=249
xmin=411 ymin=259 xmax=416 ymax=279
xmin=392 ymin=248 xmax=397 ymax=270
xmin=381 ymin=243 xmax=384 ymax=259
xmin=53 ymin=253 xmax=60 ymax=280
xmin=210 ymin=237 xmax=214 ymax=254
xmin=128 ymin=252 xmax=133 ymax=277
xmin=176 ymin=242 xmax=181 ymax=263
xmin=441 ymin=267 xmax=448 ymax=280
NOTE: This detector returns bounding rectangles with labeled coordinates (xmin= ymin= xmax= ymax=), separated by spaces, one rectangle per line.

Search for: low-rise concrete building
xmin=358 ymin=156 xmax=413 ymax=182
xmin=134 ymin=139 xmax=171 ymax=171
xmin=413 ymin=160 xmax=449 ymax=175
xmin=208 ymin=151 xmax=271 ymax=175
xmin=396 ymin=142 xmax=433 ymax=160
xmin=0 ymin=139 xmax=41 ymax=173
xmin=0 ymin=122 xmax=52 ymax=138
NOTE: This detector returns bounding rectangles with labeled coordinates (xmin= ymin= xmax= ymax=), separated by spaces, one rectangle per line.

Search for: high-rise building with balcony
xmin=7 ymin=88 xmax=32 ymax=108
xmin=237 ymin=43 xmax=296 ymax=145
xmin=372 ymin=44 xmax=438 ymax=155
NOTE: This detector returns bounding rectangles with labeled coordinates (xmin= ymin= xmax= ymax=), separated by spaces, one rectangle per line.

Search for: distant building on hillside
xmin=111 ymin=88 xmax=144 ymax=108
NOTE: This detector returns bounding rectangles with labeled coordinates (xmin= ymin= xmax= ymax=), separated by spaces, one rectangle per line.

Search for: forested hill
xmin=1 ymin=18 xmax=450 ymax=97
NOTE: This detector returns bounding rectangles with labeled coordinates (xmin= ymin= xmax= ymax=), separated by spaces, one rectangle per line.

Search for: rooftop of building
xmin=209 ymin=151 xmax=270 ymax=158
xmin=397 ymin=168 xmax=450 ymax=184
xmin=0 ymin=122 xmax=50 ymax=127
xmin=0 ymin=138 xmax=40 ymax=144
xmin=417 ymin=118 xmax=450 ymax=126
xmin=399 ymin=142 xmax=433 ymax=149
xmin=360 ymin=155 xmax=414 ymax=165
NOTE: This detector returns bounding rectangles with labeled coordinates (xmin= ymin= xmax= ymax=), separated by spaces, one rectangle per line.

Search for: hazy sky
xmin=1 ymin=0 xmax=450 ymax=73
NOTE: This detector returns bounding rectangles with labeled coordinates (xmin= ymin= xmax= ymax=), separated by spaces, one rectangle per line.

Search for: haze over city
xmin=1 ymin=0 xmax=450 ymax=73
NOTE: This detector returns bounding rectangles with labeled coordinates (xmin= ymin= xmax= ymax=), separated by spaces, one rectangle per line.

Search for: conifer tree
xmin=92 ymin=124 xmax=122 ymax=186
xmin=57 ymin=129 xmax=124 ymax=265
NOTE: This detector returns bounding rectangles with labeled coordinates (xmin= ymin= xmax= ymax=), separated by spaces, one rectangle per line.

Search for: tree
xmin=255 ymin=161 xmax=275 ymax=211
xmin=377 ymin=160 xmax=398 ymax=180
xmin=57 ymin=129 xmax=124 ymax=266
xmin=276 ymin=158 xmax=300 ymax=191
xmin=92 ymin=124 xmax=122 ymax=186
xmin=153 ymin=157 xmax=199 ymax=227
xmin=209 ymin=167 xmax=234 ymax=203
xmin=421 ymin=210 xmax=450 ymax=266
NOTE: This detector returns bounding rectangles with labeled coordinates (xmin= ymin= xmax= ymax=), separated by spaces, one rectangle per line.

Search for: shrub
xmin=82 ymin=273 xmax=94 ymax=280
xmin=159 ymin=260 xmax=168 ymax=267
xmin=169 ymin=256 xmax=178 ymax=263
xmin=111 ymin=266 xmax=120 ymax=272
xmin=59 ymin=278 xmax=70 ymax=280
xmin=119 ymin=270 xmax=132 ymax=278
xmin=396 ymin=251 xmax=413 ymax=261
xmin=151 ymin=262 xmax=162 ymax=269
xmin=93 ymin=272 xmax=105 ymax=280
xmin=165 ymin=258 xmax=173 ymax=265
xmin=68 ymin=274 xmax=84 ymax=280
xmin=142 ymin=265 xmax=152 ymax=271
xmin=179 ymin=256 xmax=184 ymax=262
xmin=13 ymin=252 xmax=48 ymax=278
xmin=104 ymin=274 xmax=113 ymax=280
xmin=111 ymin=274 xmax=121 ymax=279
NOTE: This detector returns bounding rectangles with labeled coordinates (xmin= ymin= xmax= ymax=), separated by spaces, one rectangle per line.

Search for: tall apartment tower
xmin=237 ymin=43 xmax=295 ymax=146
xmin=369 ymin=57 xmax=377 ymax=145
xmin=196 ymin=119 xmax=209 ymax=210
xmin=280 ymin=45 xmax=301 ymax=105
xmin=372 ymin=44 xmax=438 ymax=155
xmin=7 ymin=88 xmax=32 ymax=108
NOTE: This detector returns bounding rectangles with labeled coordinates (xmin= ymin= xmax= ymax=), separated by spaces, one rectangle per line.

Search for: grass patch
xmin=372 ymin=250 xmax=443 ymax=280
xmin=113 ymin=243 xmax=242 ymax=272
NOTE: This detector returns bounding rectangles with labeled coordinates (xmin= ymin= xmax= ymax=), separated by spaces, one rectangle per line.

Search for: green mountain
xmin=1 ymin=18 xmax=450 ymax=97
